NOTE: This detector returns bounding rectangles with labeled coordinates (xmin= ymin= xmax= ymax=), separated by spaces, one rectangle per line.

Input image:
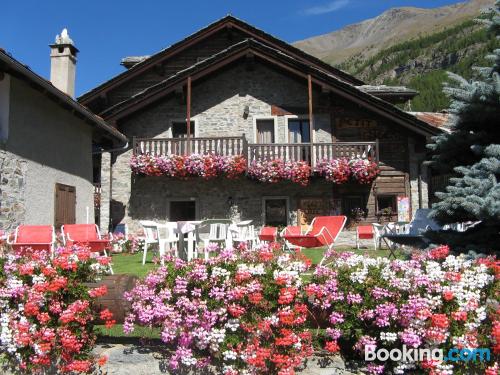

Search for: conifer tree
xmin=427 ymin=1 xmax=500 ymax=253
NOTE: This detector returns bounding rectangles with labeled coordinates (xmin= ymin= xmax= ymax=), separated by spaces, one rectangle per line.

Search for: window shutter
xmin=54 ymin=183 xmax=76 ymax=228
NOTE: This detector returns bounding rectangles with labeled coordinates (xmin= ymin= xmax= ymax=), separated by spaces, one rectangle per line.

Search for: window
xmin=54 ymin=183 xmax=76 ymax=228
xmin=288 ymin=118 xmax=310 ymax=143
xmin=169 ymin=200 xmax=197 ymax=221
xmin=263 ymin=198 xmax=288 ymax=227
xmin=256 ymin=119 xmax=275 ymax=143
xmin=171 ymin=121 xmax=195 ymax=138
xmin=377 ymin=195 xmax=397 ymax=213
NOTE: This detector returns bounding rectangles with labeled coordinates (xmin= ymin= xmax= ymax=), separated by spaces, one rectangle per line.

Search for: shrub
xmin=307 ymin=246 xmax=499 ymax=374
xmin=124 ymin=243 xmax=313 ymax=374
xmin=0 ymin=246 xmax=114 ymax=374
xmin=125 ymin=244 xmax=499 ymax=374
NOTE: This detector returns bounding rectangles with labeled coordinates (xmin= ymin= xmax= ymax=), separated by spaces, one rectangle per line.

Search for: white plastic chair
xmin=203 ymin=223 xmax=229 ymax=259
xmin=139 ymin=220 xmax=161 ymax=265
xmin=158 ymin=222 xmax=180 ymax=261
xmin=232 ymin=224 xmax=258 ymax=249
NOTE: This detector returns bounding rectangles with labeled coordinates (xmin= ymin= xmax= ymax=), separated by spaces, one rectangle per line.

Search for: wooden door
xmin=55 ymin=183 xmax=76 ymax=228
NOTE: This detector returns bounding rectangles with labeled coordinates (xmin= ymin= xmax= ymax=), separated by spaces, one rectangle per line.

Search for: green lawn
xmin=109 ymin=246 xmax=407 ymax=278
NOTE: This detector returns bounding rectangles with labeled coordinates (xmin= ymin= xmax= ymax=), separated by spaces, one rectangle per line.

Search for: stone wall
xmin=120 ymin=62 xmax=331 ymax=143
xmin=0 ymin=150 xmax=27 ymax=231
xmin=124 ymin=176 xmax=334 ymax=233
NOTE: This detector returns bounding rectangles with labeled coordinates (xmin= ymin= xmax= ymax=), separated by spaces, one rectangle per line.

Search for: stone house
xmin=0 ymin=30 xmax=127 ymax=231
xmin=78 ymin=17 xmax=443 ymax=232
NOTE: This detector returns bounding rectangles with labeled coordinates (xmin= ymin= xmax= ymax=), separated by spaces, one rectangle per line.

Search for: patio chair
xmin=282 ymin=216 xmax=347 ymax=265
xmin=158 ymin=222 xmax=180 ymax=261
xmin=232 ymin=224 xmax=258 ymax=249
xmin=369 ymin=223 xmax=400 ymax=258
xmin=355 ymin=225 xmax=375 ymax=250
xmin=139 ymin=220 xmax=162 ymax=265
xmin=280 ymin=226 xmax=302 ymax=251
xmin=61 ymin=224 xmax=113 ymax=273
xmin=197 ymin=220 xmax=232 ymax=259
xmin=8 ymin=225 xmax=56 ymax=256
xmin=258 ymin=226 xmax=278 ymax=243
xmin=383 ymin=209 xmax=441 ymax=249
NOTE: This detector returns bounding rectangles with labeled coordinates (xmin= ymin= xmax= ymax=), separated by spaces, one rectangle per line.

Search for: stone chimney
xmin=49 ymin=28 xmax=78 ymax=97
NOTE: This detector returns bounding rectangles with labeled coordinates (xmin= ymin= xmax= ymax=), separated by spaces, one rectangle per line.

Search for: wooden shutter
xmin=54 ymin=183 xmax=76 ymax=228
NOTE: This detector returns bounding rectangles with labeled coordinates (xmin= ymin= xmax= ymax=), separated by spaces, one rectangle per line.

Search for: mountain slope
xmin=293 ymin=0 xmax=494 ymax=66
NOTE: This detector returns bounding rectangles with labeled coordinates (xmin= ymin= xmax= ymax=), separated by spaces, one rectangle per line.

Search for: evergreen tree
xmin=426 ymin=1 xmax=500 ymax=253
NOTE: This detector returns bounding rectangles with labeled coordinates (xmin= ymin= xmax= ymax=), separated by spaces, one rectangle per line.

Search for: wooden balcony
xmin=132 ymin=136 xmax=378 ymax=167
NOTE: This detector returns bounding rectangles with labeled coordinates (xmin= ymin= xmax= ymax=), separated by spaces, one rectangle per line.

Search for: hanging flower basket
xmin=130 ymin=153 xmax=247 ymax=180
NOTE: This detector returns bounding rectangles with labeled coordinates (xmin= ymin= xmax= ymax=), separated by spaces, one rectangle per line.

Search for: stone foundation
xmin=0 ymin=150 xmax=27 ymax=231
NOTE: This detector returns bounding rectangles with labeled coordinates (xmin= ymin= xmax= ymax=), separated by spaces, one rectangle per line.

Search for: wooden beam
xmin=186 ymin=76 xmax=192 ymax=154
xmin=308 ymin=74 xmax=314 ymax=142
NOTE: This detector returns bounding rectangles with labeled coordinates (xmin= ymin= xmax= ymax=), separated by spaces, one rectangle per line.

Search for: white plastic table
xmin=174 ymin=221 xmax=202 ymax=260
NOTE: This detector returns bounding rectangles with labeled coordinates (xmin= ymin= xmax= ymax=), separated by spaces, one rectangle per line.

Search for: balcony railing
xmin=132 ymin=136 xmax=378 ymax=167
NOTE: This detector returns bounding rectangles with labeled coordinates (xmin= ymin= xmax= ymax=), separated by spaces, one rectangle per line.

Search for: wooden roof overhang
xmin=101 ymin=39 xmax=441 ymax=137
xmin=78 ymin=16 xmax=362 ymax=106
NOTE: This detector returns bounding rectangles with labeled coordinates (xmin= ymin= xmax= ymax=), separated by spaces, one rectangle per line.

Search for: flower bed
xmin=124 ymin=243 xmax=314 ymax=374
xmin=124 ymin=245 xmax=499 ymax=375
xmin=247 ymin=159 xmax=311 ymax=186
xmin=130 ymin=153 xmax=246 ymax=180
xmin=110 ymin=233 xmax=145 ymax=254
xmin=0 ymin=246 xmax=114 ymax=374
xmin=308 ymin=246 xmax=499 ymax=374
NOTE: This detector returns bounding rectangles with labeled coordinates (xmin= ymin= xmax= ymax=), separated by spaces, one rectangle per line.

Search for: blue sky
xmin=1 ymin=0 xmax=461 ymax=96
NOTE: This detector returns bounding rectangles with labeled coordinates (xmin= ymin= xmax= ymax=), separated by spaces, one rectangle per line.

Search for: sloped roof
xmin=0 ymin=48 xmax=127 ymax=145
xmin=100 ymin=38 xmax=440 ymax=137
xmin=78 ymin=15 xmax=363 ymax=105
xmin=410 ymin=112 xmax=452 ymax=132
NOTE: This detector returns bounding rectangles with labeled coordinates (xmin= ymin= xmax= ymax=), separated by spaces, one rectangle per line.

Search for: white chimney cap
xmin=55 ymin=28 xmax=74 ymax=45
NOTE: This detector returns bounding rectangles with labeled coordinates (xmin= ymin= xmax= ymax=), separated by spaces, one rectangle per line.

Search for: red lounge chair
xmin=258 ymin=226 xmax=278 ymax=242
xmin=8 ymin=225 xmax=55 ymax=256
xmin=280 ymin=226 xmax=302 ymax=251
xmin=282 ymin=216 xmax=347 ymax=265
xmin=62 ymin=224 xmax=111 ymax=253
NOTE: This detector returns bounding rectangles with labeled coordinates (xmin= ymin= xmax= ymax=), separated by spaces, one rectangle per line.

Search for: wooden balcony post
xmin=376 ymin=138 xmax=380 ymax=162
xmin=307 ymin=74 xmax=314 ymax=165
xmin=186 ymin=76 xmax=192 ymax=155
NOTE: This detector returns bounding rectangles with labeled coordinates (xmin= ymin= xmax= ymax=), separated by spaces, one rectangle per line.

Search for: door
xmin=288 ymin=118 xmax=311 ymax=161
xmin=171 ymin=121 xmax=196 ymax=154
xmin=264 ymin=198 xmax=288 ymax=227
xmin=54 ymin=183 xmax=76 ymax=228
xmin=256 ymin=119 xmax=275 ymax=143
xmin=169 ymin=200 xmax=197 ymax=221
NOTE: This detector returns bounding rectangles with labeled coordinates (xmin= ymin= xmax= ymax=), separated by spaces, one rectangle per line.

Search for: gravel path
xmin=94 ymin=343 xmax=361 ymax=375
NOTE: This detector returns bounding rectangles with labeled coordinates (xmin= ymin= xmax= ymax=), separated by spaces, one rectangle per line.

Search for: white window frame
xmin=284 ymin=115 xmax=315 ymax=144
xmin=169 ymin=118 xmax=199 ymax=138
xmin=252 ymin=116 xmax=279 ymax=144
xmin=166 ymin=197 xmax=199 ymax=221
xmin=262 ymin=196 xmax=290 ymax=226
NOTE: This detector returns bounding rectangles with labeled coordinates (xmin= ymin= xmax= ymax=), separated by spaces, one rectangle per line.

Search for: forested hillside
xmin=337 ymin=18 xmax=499 ymax=111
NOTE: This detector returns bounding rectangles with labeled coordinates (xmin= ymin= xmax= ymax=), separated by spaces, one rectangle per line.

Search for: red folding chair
xmin=282 ymin=216 xmax=347 ymax=265
xmin=62 ymin=224 xmax=113 ymax=273
xmin=8 ymin=225 xmax=55 ymax=256
xmin=258 ymin=226 xmax=278 ymax=243
xmin=280 ymin=226 xmax=302 ymax=251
